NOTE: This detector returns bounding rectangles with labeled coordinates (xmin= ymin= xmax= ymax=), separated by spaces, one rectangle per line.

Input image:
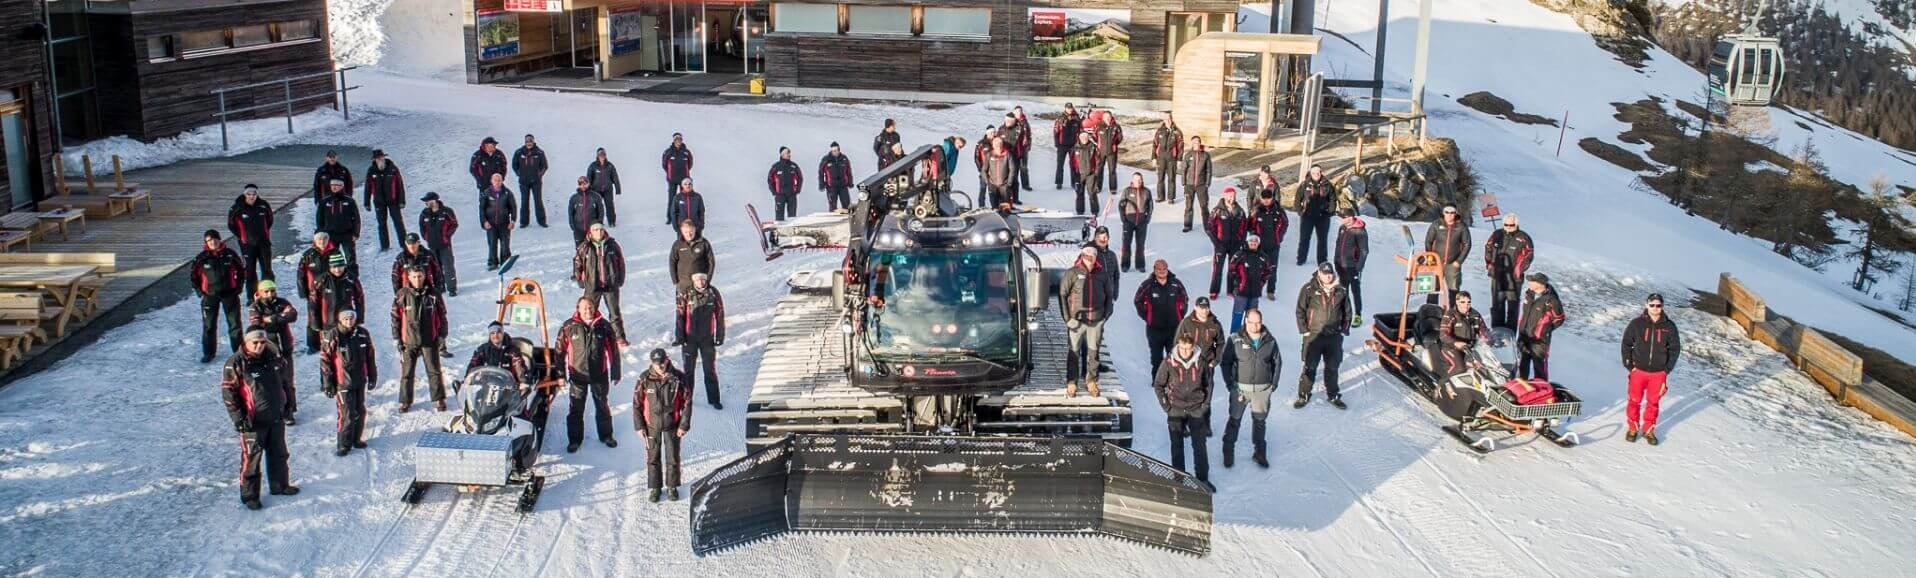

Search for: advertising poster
xmin=610 ymin=8 xmax=645 ymax=56
xmin=1026 ymin=8 xmax=1130 ymax=60
xmin=477 ymin=9 xmax=521 ymax=61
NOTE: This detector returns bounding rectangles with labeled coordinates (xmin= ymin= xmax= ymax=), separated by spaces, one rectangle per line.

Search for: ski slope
xmin=4 ymin=0 xmax=1916 ymax=574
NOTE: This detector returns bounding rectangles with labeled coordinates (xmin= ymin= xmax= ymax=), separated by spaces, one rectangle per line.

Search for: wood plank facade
xmin=763 ymin=0 xmax=1241 ymax=106
xmin=84 ymin=0 xmax=338 ymax=141
xmin=0 ymin=0 xmax=59 ymax=212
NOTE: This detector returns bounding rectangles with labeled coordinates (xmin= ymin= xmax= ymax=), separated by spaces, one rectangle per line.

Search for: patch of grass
xmin=1578 ymin=137 xmax=1655 ymax=172
xmin=1457 ymin=92 xmax=1559 ymax=126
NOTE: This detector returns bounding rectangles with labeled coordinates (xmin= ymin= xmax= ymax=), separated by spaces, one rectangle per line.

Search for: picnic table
xmin=0 ymin=212 xmax=43 ymax=236
xmin=0 ymin=265 xmax=97 ymax=338
xmin=38 ymin=208 xmax=86 ymax=241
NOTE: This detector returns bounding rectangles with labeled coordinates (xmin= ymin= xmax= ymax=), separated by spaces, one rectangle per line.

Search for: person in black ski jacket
xmin=417 ymin=192 xmax=459 ymax=296
xmin=391 ymin=233 xmax=442 ymax=295
xmin=1094 ymin=110 xmax=1123 ymax=191
xmin=1052 ymin=103 xmax=1083 ymax=189
xmin=1220 ymin=308 xmax=1282 ymax=468
xmin=311 ymin=254 xmax=366 ymax=346
xmin=1437 ymin=291 xmax=1488 ymax=379
xmin=1620 ymin=293 xmax=1681 ymax=444
xmin=1205 ymin=188 xmax=1246 ymax=299
xmin=818 ymin=142 xmax=855 ymax=212
xmin=313 ymin=150 xmax=352 ymax=200
xmin=586 ymin=148 xmax=622 ymax=227
xmin=1516 ymin=273 xmax=1565 ymax=380
xmin=574 ymin=224 xmax=629 ymax=342
xmin=1154 ymin=335 xmax=1212 ymax=485
xmin=634 ymin=349 xmax=693 ymax=502
xmin=673 ymin=273 xmax=726 ymax=409
xmin=1134 ymin=260 xmax=1188 ymax=374
xmin=363 ymin=150 xmax=407 ymax=251
xmin=296 ymin=233 xmax=345 ymax=352
xmin=1293 ymin=165 xmax=1336 ymax=266
xmin=1059 ymin=247 xmax=1114 ymax=397
xmin=1295 ymin=264 xmax=1352 ymax=409
xmin=565 ymin=177 xmax=607 ymax=245
xmin=767 ymin=146 xmax=804 ymax=220
xmin=669 ymin=178 xmax=706 ymax=236
xmin=1151 ymin=115 xmax=1183 ymax=202
xmin=670 ymin=221 xmax=715 ymax=293
xmin=1248 ymin=189 xmax=1290 ymax=298
xmin=222 ymin=330 xmax=297 ymax=509
xmin=1067 ymin=131 xmax=1099 ymax=214
xmin=319 ymin=309 xmax=376 ymax=453
xmin=1334 ymin=212 xmax=1370 ymax=318
xmin=1483 ymin=213 xmax=1535 ymax=329
xmin=246 ymin=280 xmax=299 ymax=424
xmin=1227 ymin=235 xmax=1273 ymax=333
xmin=512 ymin=134 xmax=550 ymax=227
xmin=1424 ymin=205 xmax=1471 ymax=303
xmin=192 ymin=230 xmax=247 ymax=363
xmin=469 ymin=322 xmax=546 ymax=439
xmin=391 ymin=267 xmax=449 ymax=412
xmin=1177 ymin=297 xmax=1227 ymax=389
xmin=469 ymin=137 xmax=507 ymax=192
xmin=557 ymin=297 xmax=622 ymax=453
xmin=1117 ymin=173 xmax=1153 ymax=272
xmin=661 ymin=133 xmax=695 ymax=225
xmin=315 ymin=178 xmax=362 ymax=272
xmin=1181 ymin=137 xmax=1213 ymax=231
xmin=872 ymin=118 xmax=901 ymax=165
xmin=479 ymin=174 xmax=517 ymax=270
xmin=227 ymin=185 xmax=274 ymax=299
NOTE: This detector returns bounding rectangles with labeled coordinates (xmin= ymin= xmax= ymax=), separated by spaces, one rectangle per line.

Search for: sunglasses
xmin=1647 ymin=303 xmax=1663 ymax=308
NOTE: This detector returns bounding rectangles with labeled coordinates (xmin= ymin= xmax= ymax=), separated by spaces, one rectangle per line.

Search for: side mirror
xmin=1024 ymin=269 xmax=1047 ymax=313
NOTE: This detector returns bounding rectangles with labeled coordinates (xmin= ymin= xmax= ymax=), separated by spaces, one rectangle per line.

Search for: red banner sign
xmin=503 ymin=0 xmax=562 ymax=12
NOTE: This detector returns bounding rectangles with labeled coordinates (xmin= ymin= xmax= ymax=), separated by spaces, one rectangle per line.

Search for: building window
xmin=276 ymin=20 xmax=318 ymax=41
xmin=180 ymin=29 xmax=230 ymax=54
xmin=922 ymin=7 xmax=989 ymax=38
xmin=773 ymin=3 xmax=838 ymax=34
xmin=1166 ymin=12 xmax=1234 ymax=68
xmin=146 ymin=36 xmax=176 ymax=60
xmin=848 ymin=5 xmax=911 ymax=35
xmin=233 ymin=25 xmax=273 ymax=48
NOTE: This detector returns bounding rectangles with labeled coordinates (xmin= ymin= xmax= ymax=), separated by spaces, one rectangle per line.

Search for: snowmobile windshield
xmin=865 ymin=248 xmax=1017 ymax=362
xmin=458 ymin=367 xmax=523 ymax=435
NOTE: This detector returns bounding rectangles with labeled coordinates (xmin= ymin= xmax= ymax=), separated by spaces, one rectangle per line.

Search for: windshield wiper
xmin=936 ymin=351 xmax=1018 ymax=374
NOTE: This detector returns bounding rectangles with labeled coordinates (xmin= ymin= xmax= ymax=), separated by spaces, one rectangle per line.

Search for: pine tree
xmin=1899 ymin=261 xmax=1916 ymax=312
xmin=1849 ymin=174 xmax=1910 ymax=292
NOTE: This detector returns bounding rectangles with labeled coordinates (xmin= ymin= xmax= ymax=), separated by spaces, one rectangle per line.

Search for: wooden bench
xmin=0 ymin=253 xmax=114 ymax=320
xmin=108 ymin=189 xmax=153 ymax=216
xmin=0 ymin=292 xmax=49 ymax=365
xmin=0 ymin=230 xmax=30 ymax=253
xmin=37 ymin=208 xmax=86 ymax=241
xmin=0 ymin=212 xmax=46 ymax=241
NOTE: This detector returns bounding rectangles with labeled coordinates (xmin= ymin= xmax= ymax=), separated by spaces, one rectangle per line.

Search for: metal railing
xmin=211 ymin=66 xmax=361 ymax=150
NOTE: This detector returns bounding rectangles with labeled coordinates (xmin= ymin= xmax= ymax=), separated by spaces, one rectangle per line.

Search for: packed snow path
xmin=3 ymin=71 xmax=1915 ymax=576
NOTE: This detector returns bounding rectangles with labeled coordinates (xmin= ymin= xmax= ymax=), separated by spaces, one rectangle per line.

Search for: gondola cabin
xmin=1709 ymin=34 xmax=1784 ymax=107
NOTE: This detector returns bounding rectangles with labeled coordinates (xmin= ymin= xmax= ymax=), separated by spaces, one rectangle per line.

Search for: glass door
xmin=743 ymin=3 xmax=767 ymax=74
xmin=2 ymin=109 xmax=32 ymax=209
xmin=1221 ymin=52 xmax=1263 ymax=137
xmin=670 ymin=0 xmax=706 ymax=72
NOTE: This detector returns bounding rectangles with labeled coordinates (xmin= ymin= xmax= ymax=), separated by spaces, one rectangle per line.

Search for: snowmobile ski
xmin=1443 ymin=426 xmax=1492 ymax=454
xmin=1538 ymin=427 xmax=1579 ymax=448
xmin=516 ymin=475 xmax=545 ymax=513
xmin=746 ymin=203 xmax=784 ymax=261
xmin=689 ymin=434 xmax=1213 ymax=557
xmin=402 ymin=480 xmax=430 ymax=504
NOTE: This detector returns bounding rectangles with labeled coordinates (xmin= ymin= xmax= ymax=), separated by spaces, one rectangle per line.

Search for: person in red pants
xmin=1620 ymin=293 xmax=1682 ymax=445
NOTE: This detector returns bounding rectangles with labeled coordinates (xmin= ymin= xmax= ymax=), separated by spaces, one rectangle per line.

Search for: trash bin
xmin=749 ymin=77 xmax=765 ymax=95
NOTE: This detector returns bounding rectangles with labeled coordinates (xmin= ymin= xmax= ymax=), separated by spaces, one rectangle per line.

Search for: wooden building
xmin=50 ymin=0 xmax=338 ymax=143
xmin=1 ymin=0 xmax=58 ymax=212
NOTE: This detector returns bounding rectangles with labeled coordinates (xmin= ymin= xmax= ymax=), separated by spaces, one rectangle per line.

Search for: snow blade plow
xmin=688 ymin=434 xmax=1213 ymax=556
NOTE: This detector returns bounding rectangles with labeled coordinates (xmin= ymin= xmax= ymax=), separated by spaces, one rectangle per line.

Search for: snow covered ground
xmin=4 ymin=0 xmax=1916 ymax=575
xmin=2 ymin=68 xmax=1914 ymax=576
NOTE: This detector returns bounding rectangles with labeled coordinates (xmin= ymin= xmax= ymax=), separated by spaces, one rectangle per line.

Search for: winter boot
xmin=1222 ymin=444 xmax=1235 ymax=468
xmin=566 ymin=442 xmax=581 ymax=453
xmin=353 ymin=440 xmax=367 ymax=448
xmin=434 ymin=400 xmax=447 ymax=412
xmin=1625 ymin=428 xmax=1639 ymax=443
xmin=711 ymin=401 xmax=724 ymax=411
xmin=334 ymin=447 xmax=350 ymax=457
xmin=1086 ymin=379 xmax=1101 ymax=397
xmin=283 ymin=415 xmax=296 ymax=426
xmin=1329 ymin=396 xmax=1348 ymax=410
xmin=244 ymin=499 xmax=263 ymax=511
xmin=200 ymin=353 xmax=215 ymax=364
xmin=270 ymin=485 xmax=300 ymax=496
xmin=1252 ymin=449 xmax=1269 ymax=468
xmin=1644 ymin=430 xmax=1660 ymax=446
xmin=1065 ymin=381 xmax=1079 ymax=397
xmin=647 ymin=489 xmax=661 ymax=503
xmin=399 ymin=402 xmax=411 ymax=413
xmin=1293 ymin=395 xmax=1309 ymax=409
xmin=668 ymin=488 xmax=681 ymax=501
xmin=602 ymin=437 xmax=618 ymax=448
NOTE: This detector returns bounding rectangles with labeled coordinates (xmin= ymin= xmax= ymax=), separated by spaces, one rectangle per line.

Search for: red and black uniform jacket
xmin=586 ymin=160 xmax=621 ymax=197
xmin=634 ymin=366 xmax=693 ymax=435
xmin=391 ymin=287 xmax=448 ymax=348
xmin=558 ymin=314 xmax=621 ymax=383
xmin=227 ymin=196 xmax=274 ymax=248
xmin=568 ymin=190 xmax=607 ymax=232
xmin=223 ymin=349 xmax=291 ymax=427
xmin=468 ymin=340 xmax=530 ymax=384
xmin=1228 ymin=248 xmax=1273 ymax=297
xmin=767 ymin=159 xmax=804 ymax=197
xmin=1424 ymin=219 xmax=1472 ymax=267
xmin=1517 ymin=285 xmax=1566 ymax=346
xmin=311 ymin=273 xmax=365 ymax=330
xmin=419 ymin=206 xmax=459 ymax=248
xmin=391 ymin=247 xmax=443 ymax=295
xmin=480 ymin=186 xmax=517 ymax=228
xmin=1071 ymin=141 xmax=1099 ymax=177
xmin=675 ymin=285 xmax=727 ymax=345
xmin=1014 ymin=114 xmax=1033 ymax=154
xmin=1151 ymin=125 xmax=1184 ymax=167
xmin=512 ymin=145 xmax=548 ymax=183
xmin=1133 ymin=274 xmax=1188 ymax=330
xmin=818 ymin=152 xmax=854 ymax=192
xmin=469 ymin=147 xmax=507 ymax=189
xmin=246 ymin=297 xmax=300 ymax=352
xmin=319 ymin=325 xmax=377 ymax=393
xmin=1294 ymin=277 xmax=1353 ymax=337
xmin=313 ymin=162 xmax=352 ymax=199
xmin=1334 ymin=222 xmax=1370 ymax=274
xmin=1119 ymin=185 xmax=1153 ymax=227
xmin=1058 ymin=260 xmax=1114 ymax=324
xmin=316 ymin=193 xmax=361 ymax=241
xmin=661 ymin=144 xmax=695 ymax=184
xmin=190 ymin=247 xmax=246 ymax=297
xmin=672 ymin=190 xmax=706 ymax=231
xmin=1621 ymin=314 xmax=1681 ymax=373
xmin=363 ymin=160 xmax=406 ymax=208
xmin=296 ymin=241 xmax=342 ymax=301
xmin=574 ymin=238 xmax=627 ymax=292
xmin=1206 ymin=202 xmax=1248 ymax=254
xmin=1153 ymin=353 xmax=1210 ymax=417
xmin=1248 ymin=203 xmax=1290 ymax=253
xmin=1052 ymin=111 xmax=1082 ymax=147
xmin=1175 ymin=314 xmax=1226 ymax=367
xmin=1483 ymin=228 xmax=1535 ymax=295
xmin=669 ymin=237 xmax=715 ymax=287
xmin=1095 ymin=123 xmax=1123 ymax=157
xmin=1294 ymin=175 xmax=1336 ymax=217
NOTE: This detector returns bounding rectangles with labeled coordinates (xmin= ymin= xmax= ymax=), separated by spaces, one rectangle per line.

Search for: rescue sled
xmin=1363 ymin=250 xmax=1582 ymax=453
